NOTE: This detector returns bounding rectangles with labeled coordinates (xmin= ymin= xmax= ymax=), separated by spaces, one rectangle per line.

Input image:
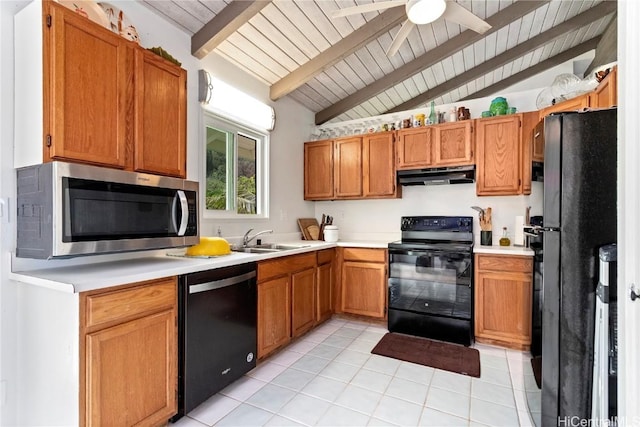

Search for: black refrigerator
xmin=541 ymin=108 xmax=617 ymax=426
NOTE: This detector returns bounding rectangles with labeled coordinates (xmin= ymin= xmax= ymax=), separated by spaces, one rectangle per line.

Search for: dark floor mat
xmin=371 ymin=332 xmax=480 ymax=377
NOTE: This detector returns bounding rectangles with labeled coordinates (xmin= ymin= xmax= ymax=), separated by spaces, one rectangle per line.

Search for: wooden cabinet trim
xmin=258 ymin=252 xmax=316 ymax=283
xmin=342 ymin=247 xmax=387 ymax=263
xmin=476 ymin=254 xmax=533 ymax=273
xmin=81 ymin=277 xmax=177 ymax=332
xmin=317 ymin=248 xmax=335 ymax=265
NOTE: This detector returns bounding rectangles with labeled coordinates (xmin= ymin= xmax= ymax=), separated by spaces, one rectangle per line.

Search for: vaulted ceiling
xmin=137 ymin=0 xmax=617 ymax=125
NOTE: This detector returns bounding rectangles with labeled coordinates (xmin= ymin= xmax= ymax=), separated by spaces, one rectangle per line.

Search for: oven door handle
xmin=389 ymin=249 xmax=467 ymax=257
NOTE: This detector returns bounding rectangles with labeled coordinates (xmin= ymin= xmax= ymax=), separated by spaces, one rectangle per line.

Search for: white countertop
xmin=473 ymin=245 xmax=535 ymax=256
xmin=9 ymin=240 xmax=392 ymax=293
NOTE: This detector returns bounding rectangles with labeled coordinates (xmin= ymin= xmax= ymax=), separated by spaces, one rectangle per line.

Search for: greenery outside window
xmin=202 ymin=112 xmax=269 ymax=219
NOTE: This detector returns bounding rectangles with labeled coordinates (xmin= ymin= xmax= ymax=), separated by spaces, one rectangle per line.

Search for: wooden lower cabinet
xmin=257 ymin=252 xmax=317 ymax=359
xmin=258 ymin=276 xmax=292 ymax=359
xmin=80 ymin=277 xmax=178 ymax=427
xmin=316 ymin=249 xmax=335 ymax=323
xmin=474 ymin=254 xmax=533 ymax=350
xmin=339 ymin=248 xmax=387 ymax=319
xmin=291 ymin=267 xmax=317 ymax=337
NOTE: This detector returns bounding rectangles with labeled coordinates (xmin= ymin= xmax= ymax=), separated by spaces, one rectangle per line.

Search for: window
xmin=202 ymin=112 xmax=269 ymax=219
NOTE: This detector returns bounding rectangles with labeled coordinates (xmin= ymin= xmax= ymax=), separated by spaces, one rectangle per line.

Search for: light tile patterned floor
xmin=173 ymin=317 xmax=541 ymax=427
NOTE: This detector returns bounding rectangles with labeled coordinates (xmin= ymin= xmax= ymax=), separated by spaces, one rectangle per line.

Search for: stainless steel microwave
xmin=16 ymin=162 xmax=199 ymax=259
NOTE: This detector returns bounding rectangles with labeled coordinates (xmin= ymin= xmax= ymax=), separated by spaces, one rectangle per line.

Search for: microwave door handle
xmin=173 ymin=190 xmax=189 ymax=236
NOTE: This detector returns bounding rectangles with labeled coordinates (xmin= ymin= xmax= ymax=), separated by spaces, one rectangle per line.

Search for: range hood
xmin=397 ymin=165 xmax=475 ymax=186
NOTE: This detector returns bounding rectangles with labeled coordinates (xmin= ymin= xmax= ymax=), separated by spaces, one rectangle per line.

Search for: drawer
xmin=342 ymin=247 xmax=386 ymax=263
xmin=258 ymin=252 xmax=316 ymax=282
xmin=83 ymin=277 xmax=177 ymax=330
xmin=317 ymin=248 xmax=335 ymax=265
xmin=476 ymin=254 xmax=533 ymax=273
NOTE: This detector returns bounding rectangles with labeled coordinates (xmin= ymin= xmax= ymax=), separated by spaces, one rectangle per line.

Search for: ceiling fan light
xmin=406 ymin=0 xmax=446 ymax=25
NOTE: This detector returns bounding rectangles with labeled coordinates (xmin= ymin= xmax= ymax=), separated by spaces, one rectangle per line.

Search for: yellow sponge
xmin=186 ymin=237 xmax=231 ymax=256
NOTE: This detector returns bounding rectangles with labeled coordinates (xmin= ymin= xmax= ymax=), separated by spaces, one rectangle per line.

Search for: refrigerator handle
xmin=630 ymin=284 xmax=640 ymax=301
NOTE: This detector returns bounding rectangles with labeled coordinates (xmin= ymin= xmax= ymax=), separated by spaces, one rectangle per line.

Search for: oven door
xmin=388 ymin=247 xmax=474 ymax=345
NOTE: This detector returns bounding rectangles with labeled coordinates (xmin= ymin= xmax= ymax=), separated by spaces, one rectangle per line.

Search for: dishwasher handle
xmin=188 ymin=271 xmax=256 ymax=294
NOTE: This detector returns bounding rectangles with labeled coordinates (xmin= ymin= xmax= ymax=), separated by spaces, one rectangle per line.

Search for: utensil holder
xmin=481 ymin=230 xmax=492 ymax=246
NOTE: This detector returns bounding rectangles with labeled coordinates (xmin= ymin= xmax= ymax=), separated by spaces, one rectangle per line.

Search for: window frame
xmin=201 ymin=111 xmax=270 ymax=220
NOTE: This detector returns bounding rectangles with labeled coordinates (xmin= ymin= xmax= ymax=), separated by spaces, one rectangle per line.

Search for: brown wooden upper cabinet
xmin=134 ymin=49 xmax=187 ymax=178
xmin=538 ymin=93 xmax=590 ymax=121
xmin=396 ymin=127 xmax=433 ymax=169
xmin=334 ymin=137 xmax=363 ymax=198
xmin=590 ymin=67 xmax=617 ymax=109
xmin=476 ymin=114 xmax=533 ymax=196
xmin=304 ymin=132 xmax=399 ymax=201
xmin=44 ymin=1 xmax=187 ymax=178
xmin=396 ymin=121 xmax=473 ymax=169
xmin=362 ymin=133 xmax=397 ymax=198
xmin=433 ymin=121 xmax=474 ymax=166
xmin=304 ymin=140 xmax=334 ymax=200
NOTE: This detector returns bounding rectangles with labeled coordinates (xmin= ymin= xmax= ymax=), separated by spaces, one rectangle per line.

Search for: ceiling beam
xmin=460 ymin=37 xmax=601 ymax=101
xmin=386 ymin=1 xmax=616 ymax=113
xmin=269 ymin=7 xmax=407 ymax=101
xmin=584 ymin=13 xmax=617 ymax=77
xmin=314 ymin=0 xmax=549 ymax=124
xmin=191 ymin=0 xmax=272 ymax=59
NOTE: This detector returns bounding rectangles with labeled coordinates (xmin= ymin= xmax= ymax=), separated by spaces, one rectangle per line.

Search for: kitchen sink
xmin=232 ymin=247 xmax=282 ymax=253
xmin=231 ymin=243 xmax=311 ymax=253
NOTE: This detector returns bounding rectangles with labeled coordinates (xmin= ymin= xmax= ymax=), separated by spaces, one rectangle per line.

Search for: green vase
xmin=489 ymin=97 xmax=508 ymax=116
xmin=428 ymin=101 xmax=437 ymax=124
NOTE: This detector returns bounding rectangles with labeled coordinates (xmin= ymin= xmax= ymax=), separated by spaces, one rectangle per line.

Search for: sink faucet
xmin=242 ymin=229 xmax=273 ymax=247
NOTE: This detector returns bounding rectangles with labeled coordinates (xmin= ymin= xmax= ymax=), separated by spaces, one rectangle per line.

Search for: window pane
xmin=205 ymin=126 xmax=231 ymax=211
xmin=237 ymin=134 xmax=257 ymax=214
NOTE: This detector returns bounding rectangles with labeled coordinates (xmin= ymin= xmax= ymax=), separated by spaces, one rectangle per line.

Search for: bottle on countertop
xmin=449 ymin=107 xmax=457 ymax=122
xmin=499 ymin=227 xmax=511 ymax=246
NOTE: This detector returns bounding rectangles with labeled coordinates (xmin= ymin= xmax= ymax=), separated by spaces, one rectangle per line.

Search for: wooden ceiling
xmin=138 ymin=0 xmax=617 ymax=124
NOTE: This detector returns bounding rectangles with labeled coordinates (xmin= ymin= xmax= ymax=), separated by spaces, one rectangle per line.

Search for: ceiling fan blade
xmin=331 ymin=0 xmax=407 ymax=19
xmin=441 ymin=1 xmax=492 ymax=34
xmin=386 ymin=19 xmax=415 ymax=56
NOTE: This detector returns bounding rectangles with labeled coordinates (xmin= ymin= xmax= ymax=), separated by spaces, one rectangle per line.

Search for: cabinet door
xmin=520 ymin=111 xmax=539 ymax=196
xmin=341 ymin=261 xmax=386 ymax=318
xmin=433 ymin=121 xmax=473 ymax=166
xmin=316 ymin=261 xmax=333 ymax=323
xmin=539 ymin=94 xmax=590 ymax=120
xmin=396 ymin=128 xmax=432 ymax=169
xmin=292 ymin=267 xmax=316 ymax=337
xmin=592 ymin=68 xmax=617 ymax=108
xmin=304 ymin=140 xmax=334 ymax=200
xmin=363 ymin=132 xmax=397 ymax=197
xmin=134 ymin=50 xmax=187 ymax=178
xmin=334 ymin=137 xmax=363 ymax=198
xmin=474 ymin=270 xmax=532 ymax=350
xmin=258 ymin=276 xmax=291 ymax=359
xmin=46 ymin=2 xmax=132 ymax=168
xmin=476 ymin=115 xmax=522 ymax=196
xmin=85 ymin=309 xmax=177 ymax=426
xmin=532 ymin=120 xmax=545 ymax=162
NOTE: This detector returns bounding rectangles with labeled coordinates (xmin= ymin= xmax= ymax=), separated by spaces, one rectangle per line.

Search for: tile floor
xmin=173 ymin=317 xmax=541 ymax=427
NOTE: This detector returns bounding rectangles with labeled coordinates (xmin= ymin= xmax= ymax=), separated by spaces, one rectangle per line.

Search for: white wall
xmin=315 ymin=183 xmax=543 ymax=245
xmin=0 ymin=2 xmax=28 ymax=424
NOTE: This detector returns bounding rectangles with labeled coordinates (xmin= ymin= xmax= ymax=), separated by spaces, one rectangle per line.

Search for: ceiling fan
xmin=332 ymin=0 xmax=492 ymax=56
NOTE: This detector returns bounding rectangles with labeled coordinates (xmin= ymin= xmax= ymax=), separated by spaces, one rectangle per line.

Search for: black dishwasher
xmin=173 ymin=262 xmax=257 ymax=421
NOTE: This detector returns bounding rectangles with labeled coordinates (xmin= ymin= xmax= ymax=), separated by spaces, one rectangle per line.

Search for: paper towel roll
xmin=514 ymin=216 xmax=525 ymax=246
